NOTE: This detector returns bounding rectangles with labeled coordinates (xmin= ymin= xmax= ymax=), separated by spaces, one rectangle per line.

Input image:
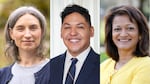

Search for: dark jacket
xmin=49 ymin=48 xmax=100 ymax=84
xmin=0 ymin=61 xmax=50 ymax=84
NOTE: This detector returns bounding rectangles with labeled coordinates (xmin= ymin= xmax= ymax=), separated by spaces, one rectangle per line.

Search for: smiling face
xmin=112 ymin=15 xmax=139 ymax=52
xmin=10 ymin=14 xmax=42 ymax=52
xmin=61 ymin=12 xmax=94 ymax=56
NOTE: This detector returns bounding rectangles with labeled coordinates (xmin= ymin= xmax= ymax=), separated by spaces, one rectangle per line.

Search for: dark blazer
xmin=49 ymin=48 xmax=100 ymax=84
xmin=0 ymin=61 xmax=51 ymax=84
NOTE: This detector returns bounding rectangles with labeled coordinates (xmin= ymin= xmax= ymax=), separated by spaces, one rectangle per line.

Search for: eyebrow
xmin=77 ymin=23 xmax=85 ymax=25
xmin=15 ymin=25 xmax=24 ymax=28
xmin=63 ymin=23 xmax=70 ymax=25
xmin=63 ymin=22 xmax=85 ymax=25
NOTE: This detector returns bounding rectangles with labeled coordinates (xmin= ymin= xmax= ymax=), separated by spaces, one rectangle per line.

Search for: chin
xmin=69 ymin=47 xmax=81 ymax=52
xmin=22 ymin=47 xmax=35 ymax=50
xmin=69 ymin=48 xmax=79 ymax=52
xmin=118 ymin=47 xmax=132 ymax=50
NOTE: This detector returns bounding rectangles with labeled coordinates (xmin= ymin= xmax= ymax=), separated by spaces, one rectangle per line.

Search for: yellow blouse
xmin=100 ymin=56 xmax=150 ymax=84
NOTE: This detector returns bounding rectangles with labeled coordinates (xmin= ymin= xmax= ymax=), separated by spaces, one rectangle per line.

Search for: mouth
xmin=22 ymin=40 xmax=34 ymax=43
xmin=117 ymin=39 xmax=132 ymax=44
xmin=69 ymin=39 xmax=80 ymax=43
xmin=118 ymin=39 xmax=131 ymax=41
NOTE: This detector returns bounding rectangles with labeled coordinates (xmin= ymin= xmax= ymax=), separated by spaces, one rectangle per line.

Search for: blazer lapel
xmin=75 ymin=48 xmax=99 ymax=84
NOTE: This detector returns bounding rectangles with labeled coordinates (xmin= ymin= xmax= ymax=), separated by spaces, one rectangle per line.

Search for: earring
xmin=10 ymin=40 xmax=14 ymax=44
xmin=139 ymin=36 xmax=141 ymax=40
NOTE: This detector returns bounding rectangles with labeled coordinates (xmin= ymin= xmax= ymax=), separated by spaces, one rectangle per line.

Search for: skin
xmin=112 ymin=15 xmax=139 ymax=69
xmin=10 ymin=14 xmax=43 ymax=66
xmin=61 ymin=12 xmax=94 ymax=57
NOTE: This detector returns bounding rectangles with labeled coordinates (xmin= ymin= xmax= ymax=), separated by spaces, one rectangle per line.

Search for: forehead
xmin=18 ymin=14 xmax=38 ymax=20
xmin=15 ymin=14 xmax=39 ymax=24
xmin=63 ymin=12 xmax=88 ymax=24
xmin=113 ymin=15 xmax=137 ymax=25
xmin=66 ymin=12 xmax=84 ymax=18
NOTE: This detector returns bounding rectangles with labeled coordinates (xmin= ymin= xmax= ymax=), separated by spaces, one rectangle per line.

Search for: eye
xmin=30 ymin=25 xmax=39 ymax=31
xmin=62 ymin=25 xmax=71 ymax=29
xmin=77 ymin=24 xmax=85 ymax=29
xmin=63 ymin=26 xmax=70 ymax=29
xmin=113 ymin=27 xmax=121 ymax=32
xmin=127 ymin=27 xmax=135 ymax=31
xmin=15 ymin=26 xmax=24 ymax=32
xmin=78 ymin=25 xmax=84 ymax=29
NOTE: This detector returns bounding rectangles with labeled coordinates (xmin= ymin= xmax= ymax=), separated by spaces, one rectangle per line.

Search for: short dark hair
xmin=104 ymin=5 xmax=149 ymax=62
xmin=60 ymin=4 xmax=91 ymax=26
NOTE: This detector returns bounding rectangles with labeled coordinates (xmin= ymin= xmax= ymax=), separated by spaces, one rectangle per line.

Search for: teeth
xmin=70 ymin=39 xmax=79 ymax=43
xmin=119 ymin=39 xmax=131 ymax=42
xmin=119 ymin=39 xmax=129 ymax=41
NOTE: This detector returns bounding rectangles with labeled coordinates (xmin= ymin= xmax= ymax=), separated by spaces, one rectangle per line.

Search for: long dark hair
xmin=104 ymin=5 xmax=149 ymax=62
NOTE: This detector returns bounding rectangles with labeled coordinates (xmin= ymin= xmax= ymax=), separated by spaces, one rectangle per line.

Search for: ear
xmin=90 ymin=26 xmax=94 ymax=37
xmin=9 ymin=28 xmax=15 ymax=40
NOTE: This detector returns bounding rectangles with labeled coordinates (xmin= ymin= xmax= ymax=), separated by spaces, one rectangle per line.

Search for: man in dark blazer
xmin=49 ymin=4 xmax=100 ymax=84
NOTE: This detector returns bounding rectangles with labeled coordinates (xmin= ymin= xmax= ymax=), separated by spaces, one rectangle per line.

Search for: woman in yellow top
xmin=101 ymin=5 xmax=150 ymax=84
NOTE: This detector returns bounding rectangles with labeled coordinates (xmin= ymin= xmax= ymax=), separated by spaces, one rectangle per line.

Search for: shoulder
xmin=125 ymin=56 xmax=150 ymax=77
xmin=89 ymin=48 xmax=99 ymax=56
xmin=86 ymin=48 xmax=100 ymax=64
xmin=0 ymin=65 xmax=12 ymax=81
xmin=50 ymin=53 xmax=66 ymax=63
xmin=137 ymin=56 xmax=150 ymax=61
xmin=0 ymin=65 xmax=12 ymax=74
xmin=134 ymin=56 xmax=150 ymax=68
xmin=100 ymin=58 xmax=115 ymax=69
xmin=40 ymin=59 xmax=51 ymax=69
xmin=35 ymin=59 xmax=51 ymax=84
xmin=131 ymin=56 xmax=150 ymax=83
xmin=88 ymin=48 xmax=100 ymax=61
xmin=101 ymin=58 xmax=114 ymax=65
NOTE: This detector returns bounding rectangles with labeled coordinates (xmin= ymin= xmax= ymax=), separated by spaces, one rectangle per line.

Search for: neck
xmin=118 ymin=49 xmax=134 ymax=61
xmin=115 ymin=50 xmax=134 ymax=70
xmin=18 ymin=50 xmax=44 ymax=67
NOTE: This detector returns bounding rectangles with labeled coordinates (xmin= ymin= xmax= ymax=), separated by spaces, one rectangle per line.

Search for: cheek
xmin=61 ymin=31 xmax=68 ymax=39
xmin=132 ymin=33 xmax=139 ymax=42
xmin=11 ymin=33 xmax=22 ymax=41
xmin=128 ymin=30 xmax=139 ymax=37
xmin=36 ymin=32 xmax=42 ymax=40
xmin=112 ymin=33 xmax=117 ymax=41
xmin=81 ymin=32 xmax=91 ymax=41
xmin=112 ymin=34 xmax=116 ymax=39
xmin=12 ymin=35 xmax=21 ymax=46
xmin=133 ymin=31 xmax=139 ymax=37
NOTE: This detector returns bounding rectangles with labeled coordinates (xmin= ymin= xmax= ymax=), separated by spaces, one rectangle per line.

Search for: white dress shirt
xmin=63 ymin=46 xmax=91 ymax=84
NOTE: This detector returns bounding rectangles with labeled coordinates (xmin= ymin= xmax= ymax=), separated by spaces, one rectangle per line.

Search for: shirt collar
xmin=66 ymin=46 xmax=91 ymax=63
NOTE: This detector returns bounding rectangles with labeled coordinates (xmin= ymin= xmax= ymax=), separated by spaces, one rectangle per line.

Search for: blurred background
xmin=0 ymin=0 xmax=50 ymax=67
xmin=100 ymin=0 xmax=150 ymax=63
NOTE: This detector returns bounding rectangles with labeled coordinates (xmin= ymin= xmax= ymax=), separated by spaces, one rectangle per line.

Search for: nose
xmin=70 ymin=27 xmax=77 ymax=36
xmin=120 ymin=29 xmax=128 ymax=37
xmin=24 ymin=29 xmax=32 ymax=38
